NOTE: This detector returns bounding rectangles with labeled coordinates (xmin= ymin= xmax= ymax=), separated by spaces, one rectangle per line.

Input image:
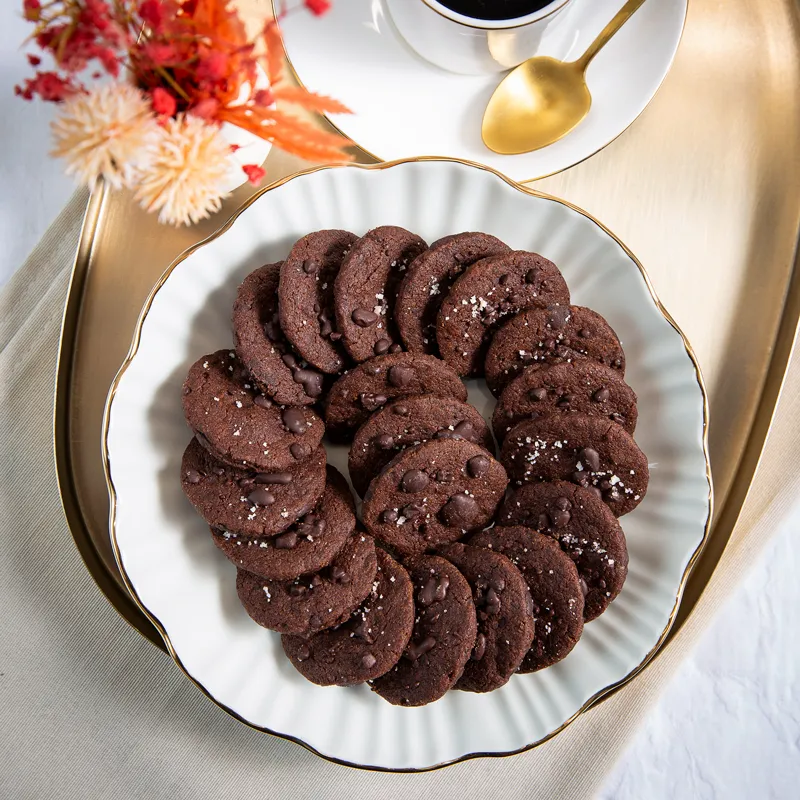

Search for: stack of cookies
xmin=179 ymin=227 xmax=648 ymax=707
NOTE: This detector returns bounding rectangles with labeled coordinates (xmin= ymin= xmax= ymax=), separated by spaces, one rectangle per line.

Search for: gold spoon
xmin=482 ymin=0 xmax=647 ymax=155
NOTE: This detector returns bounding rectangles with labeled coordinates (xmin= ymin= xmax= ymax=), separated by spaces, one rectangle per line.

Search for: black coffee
xmin=437 ymin=0 xmax=553 ymax=21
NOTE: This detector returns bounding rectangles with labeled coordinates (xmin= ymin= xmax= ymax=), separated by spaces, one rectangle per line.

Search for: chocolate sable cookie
xmin=279 ymin=230 xmax=358 ymax=374
xmin=348 ymin=394 xmax=495 ymax=497
xmin=324 ymin=352 xmax=467 ymax=440
xmin=211 ymin=466 xmax=356 ymax=581
xmin=232 ymin=262 xmax=324 ymax=406
xmin=492 ymin=360 xmax=638 ymax=442
xmin=395 ymin=232 xmax=510 ymax=356
xmin=180 ymin=438 xmax=326 ymax=537
xmin=436 ymin=251 xmax=570 ymax=377
xmin=500 ymin=414 xmax=649 ymax=516
xmin=498 ymin=481 xmax=628 ymax=621
xmin=439 ymin=542 xmax=535 ymax=693
xmin=236 ymin=529 xmax=377 ymax=635
xmin=334 ymin=225 xmax=427 ymax=362
xmin=281 ymin=549 xmax=415 ymax=685
xmin=362 ymin=438 xmax=508 ymax=556
xmin=484 ymin=305 xmax=625 ymax=395
xmin=182 ymin=349 xmax=323 ymax=471
xmin=371 ymin=555 xmax=477 ymax=706
xmin=469 ymin=527 xmax=584 ymax=672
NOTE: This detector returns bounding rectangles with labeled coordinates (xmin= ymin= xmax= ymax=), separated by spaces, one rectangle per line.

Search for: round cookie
xmin=180 ymin=437 xmax=326 ymax=537
xmin=324 ymin=352 xmax=467 ymax=440
xmin=500 ymin=414 xmax=649 ymax=516
xmin=182 ymin=349 xmax=323 ymax=471
xmin=236 ymin=529 xmax=377 ymax=635
xmin=348 ymin=394 xmax=495 ymax=497
xmin=232 ymin=262 xmax=324 ymax=406
xmin=498 ymin=480 xmax=628 ymax=621
xmin=395 ymin=232 xmax=510 ymax=356
xmin=211 ymin=467 xmax=356 ymax=581
xmin=362 ymin=438 xmax=508 ymax=556
xmin=278 ymin=229 xmax=358 ymax=374
xmin=281 ymin=549 xmax=415 ymax=685
xmin=485 ymin=305 xmax=625 ymax=395
xmin=439 ymin=542 xmax=535 ymax=693
xmin=436 ymin=250 xmax=570 ymax=377
xmin=492 ymin=360 xmax=638 ymax=442
xmin=468 ymin=526 xmax=584 ymax=672
xmin=371 ymin=555 xmax=477 ymax=706
xmin=334 ymin=226 xmax=428 ymax=362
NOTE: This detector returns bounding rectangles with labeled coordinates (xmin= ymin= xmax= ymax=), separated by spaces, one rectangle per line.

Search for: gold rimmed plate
xmin=102 ymin=157 xmax=711 ymax=770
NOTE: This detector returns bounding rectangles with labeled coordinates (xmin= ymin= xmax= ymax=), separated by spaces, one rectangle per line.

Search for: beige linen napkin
xmin=0 ymin=192 xmax=796 ymax=800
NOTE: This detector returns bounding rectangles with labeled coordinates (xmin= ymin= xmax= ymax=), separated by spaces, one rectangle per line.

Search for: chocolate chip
xmin=588 ymin=486 xmax=603 ymax=500
xmin=253 ymin=394 xmax=273 ymax=409
xmin=361 ymin=653 xmax=377 ymax=669
xmin=254 ymin=472 xmax=292 ymax=485
xmin=401 ymin=503 xmax=425 ymax=521
xmin=400 ymin=469 xmax=429 ymax=493
xmin=498 ymin=274 xmax=510 ymax=285
xmin=247 ymin=488 xmax=275 ymax=506
xmin=331 ymin=565 xmax=350 ymax=584
xmin=351 ymin=618 xmax=374 ymax=643
xmin=552 ymin=509 xmax=571 ymax=528
xmin=610 ymin=413 xmax=626 ymax=425
xmin=281 ymin=353 xmax=299 ymax=370
xmin=388 ymin=365 xmax=414 ymax=388
xmin=579 ymin=447 xmax=600 ymax=472
xmin=466 ymin=454 xmax=491 ymax=478
xmin=579 ymin=328 xmax=592 ymax=338
xmin=296 ymin=643 xmax=311 ymax=661
xmin=274 ymin=531 xmax=298 ymax=549
xmin=557 ymin=394 xmax=573 ymax=409
xmin=439 ymin=493 xmax=479 ymax=528
xmin=392 ymin=403 xmax=409 ymax=416
xmin=571 ymin=471 xmax=590 ymax=487
xmin=484 ymin=587 xmax=501 ymax=615
xmin=294 ymin=368 xmax=323 ymax=398
xmin=434 ymin=574 xmax=450 ymax=601
xmin=352 ymin=308 xmax=378 ymax=327
xmin=290 ymin=442 xmax=311 ymax=460
xmin=302 ymin=259 xmax=317 ymax=274
xmin=433 ymin=469 xmax=453 ymax=484
xmin=184 ymin=469 xmax=202 ymax=484
xmin=579 ymin=577 xmax=589 ymax=597
xmin=309 ymin=614 xmax=322 ymax=628
xmin=404 ymin=636 xmax=436 ymax=661
xmin=593 ymin=387 xmax=610 ymax=403
xmin=537 ymin=512 xmax=550 ymax=531
xmin=490 ymin=576 xmax=505 ymax=592
xmin=359 ymin=393 xmax=387 ymax=411
xmin=554 ymin=496 xmax=571 ymax=510
xmin=317 ymin=311 xmax=333 ymax=338
xmin=310 ymin=574 xmax=323 ymax=587
xmin=374 ymin=338 xmax=392 ymax=355
xmin=471 ymin=633 xmax=487 ymax=661
xmin=282 ymin=407 xmax=309 ymax=434
xmin=604 ymin=486 xmax=621 ymax=503
xmin=418 ymin=576 xmax=439 ymax=607
xmin=374 ymin=433 xmax=394 ymax=450
xmin=389 ymin=343 xmax=403 ymax=354
xmin=612 ymin=358 xmax=623 ymax=368
xmin=289 ymin=584 xmax=307 ymax=597
xmin=363 ymin=364 xmax=381 ymax=376
xmin=329 ymin=331 xmax=343 ymax=341
xmin=213 ymin=466 xmax=226 ymax=476
xmin=548 ymin=305 xmax=570 ymax=329
xmin=529 ymin=387 xmax=547 ymax=402
xmin=381 ymin=509 xmax=399 ymax=524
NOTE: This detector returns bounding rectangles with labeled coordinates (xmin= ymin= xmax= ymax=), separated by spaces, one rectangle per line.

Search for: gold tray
xmin=56 ymin=0 xmax=800 ymax=658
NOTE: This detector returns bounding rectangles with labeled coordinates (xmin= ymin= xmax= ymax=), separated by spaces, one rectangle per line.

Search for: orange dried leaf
xmin=263 ymin=20 xmax=285 ymax=86
xmin=273 ymin=85 xmax=352 ymax=115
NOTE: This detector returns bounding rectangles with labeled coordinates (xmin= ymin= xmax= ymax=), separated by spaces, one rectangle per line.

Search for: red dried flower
xmin=151 ymin=87 xmax=177 ymax=117
xmin=254 ymin=88 xmax=274 ymax=107
xmin=27 ymin=54 xmax=41 ymax=67
xmin=304 ymin=0 xmax=331 ymax=16
xmin=242 ymin=164 xmax=266 ymax=185
xmin=139 ymin=0 xmax=165 ymax=33
xmin=15 ymin=71 xmax=78 ymax=102
xmin=23 ymin=0 xmax=41 ymax=22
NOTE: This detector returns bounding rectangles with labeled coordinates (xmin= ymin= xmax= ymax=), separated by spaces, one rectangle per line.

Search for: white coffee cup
xmin=385 ymin=0 xmax=575 ymax=75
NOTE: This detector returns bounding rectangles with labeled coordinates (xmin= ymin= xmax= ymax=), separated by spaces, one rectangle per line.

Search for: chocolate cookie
xmin=180 ymin=437 xmax=326 ymax=537
xmin=362 ymin=438 xmax=508 ymax=556
xmin=232 ymin=262 xmax=324 ymax=406
xmin=182 ymin=350 xmax=323 ymax=471
xmin=371 ymin=555 xmax=477 ymax=706
xmin=500 ymin=414 xmax=649 ymax=516
xmin=468 ymin=527 xmax=584 ymax=672
xmin=484 ymin=305 xmax=625 ymax=395
xmin=334 ymin=226 xmax=428 ymax=362
xmin=211 ymin=467 xmax=356 ymax=581
xmin=281 ymin=549 xmax=415 ymax=685
xmin=278 ymin=230 xmax=358 ymax=374
xmin=492 ymin=360 xmax=638 ymax=442
xmin=236 ymin=529 xmax=377 ymax=635
xmin=436 ymin=251 xmax=570 ymax=377
xmin=324 ymin=352 xmax=467 ymax=440
xmin=498 ymin=481 xmax=628 ymax=621
xmin=348 ymin=394 xmax=495 ymax=497
xmin=395 ymin=232 xmax=510 ymax=356
xmin=438 ymin=542 xmax=535 ymax=693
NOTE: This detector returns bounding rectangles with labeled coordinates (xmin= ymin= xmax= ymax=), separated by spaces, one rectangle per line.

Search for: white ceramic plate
xmin=105 ymin=159 xmax=710 ymax=771
xmin=277 ymin=0 xmax=687 ymax=181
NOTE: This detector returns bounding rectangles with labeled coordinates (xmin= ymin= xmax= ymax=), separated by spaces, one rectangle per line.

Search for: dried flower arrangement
xmin=16 ymin=0 xmax=352 ymax=225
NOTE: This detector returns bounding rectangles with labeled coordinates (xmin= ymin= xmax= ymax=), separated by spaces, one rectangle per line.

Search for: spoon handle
xmin=574 ymin=0 xmax=648 ymax=72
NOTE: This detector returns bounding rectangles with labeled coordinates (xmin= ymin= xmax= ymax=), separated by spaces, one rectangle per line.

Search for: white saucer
xmin=278 ymin=0 xmax=687 ymax=181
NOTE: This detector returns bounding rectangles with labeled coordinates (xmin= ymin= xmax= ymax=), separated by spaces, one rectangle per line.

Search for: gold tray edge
xmin=100 ymin=157 xmax=713 ymax=770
